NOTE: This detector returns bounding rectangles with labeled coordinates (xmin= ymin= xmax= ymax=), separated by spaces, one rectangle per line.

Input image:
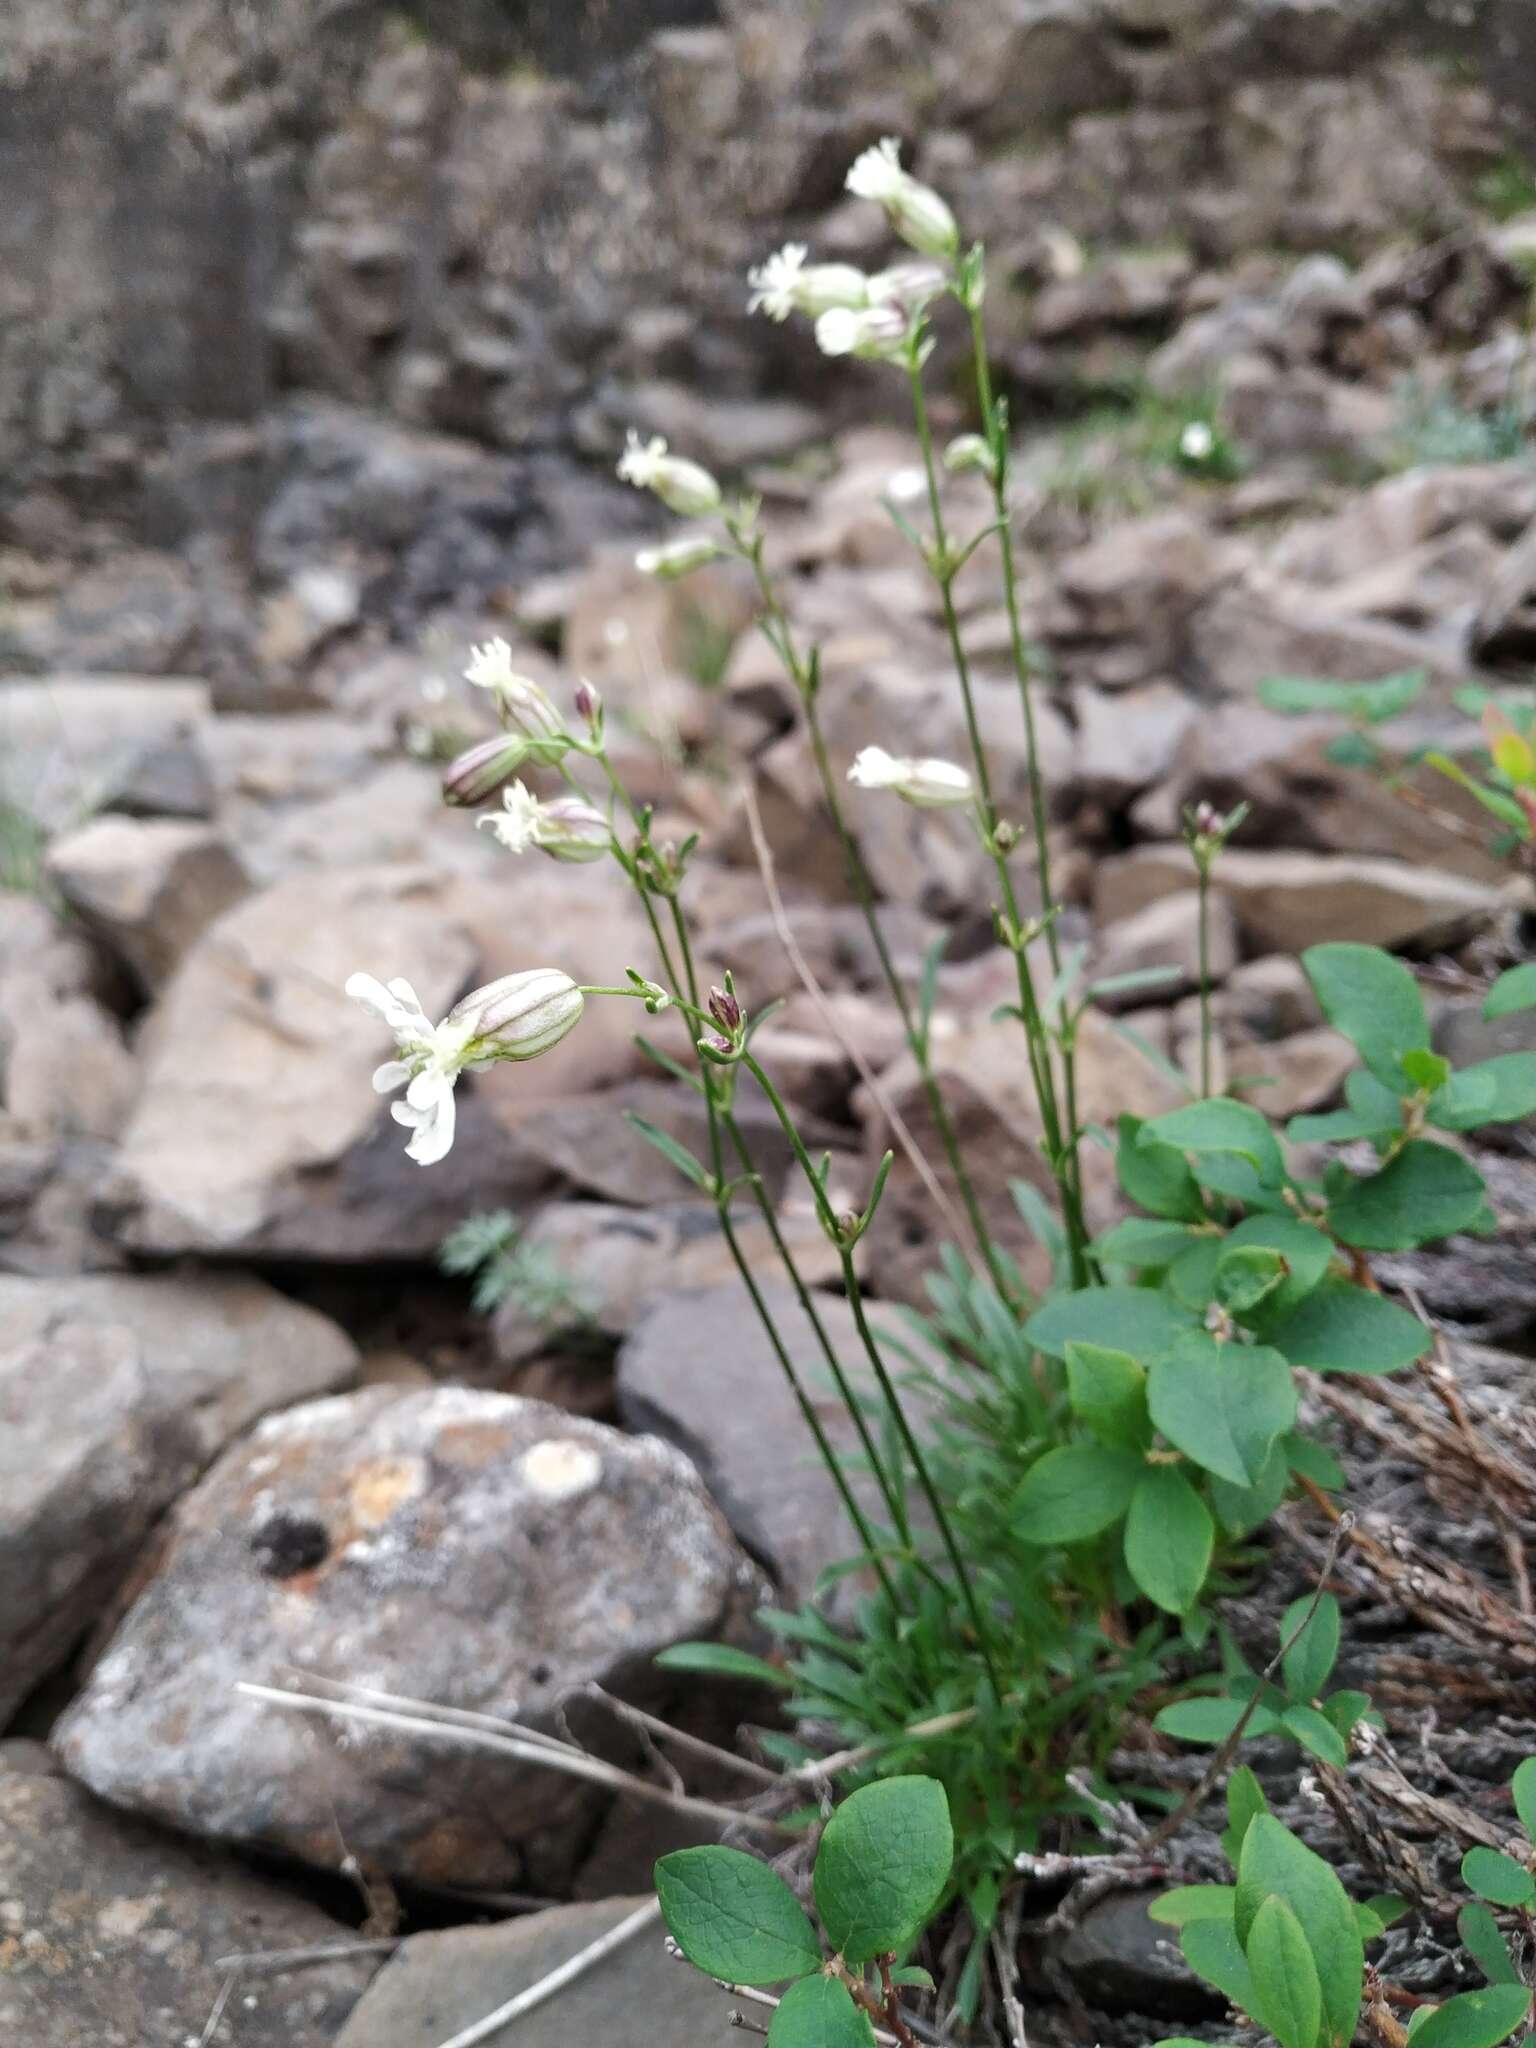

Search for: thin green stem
xmin=741 ymin=539 xmax=1012 ymax=1298
xmin=742 ymin=1050 xmax=1004 ymax=1696
xmin=905 ymin=357 xmax=1091 ymax=1286
xmin=1196 ymin=860 xmax=1214 ymax=1099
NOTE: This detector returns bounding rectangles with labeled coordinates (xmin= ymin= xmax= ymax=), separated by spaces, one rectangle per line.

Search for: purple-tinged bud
xmin=442 ymin=735 xmax=528 ymax=807
xmin=708 ymin=985 xmax=743 ymax=1036
xmin=574 ymin=679 xmax=600 ymax=725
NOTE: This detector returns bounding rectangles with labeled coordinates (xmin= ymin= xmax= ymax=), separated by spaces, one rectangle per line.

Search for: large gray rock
xmin=0 ymin=679 xmax=211 ymax=832
xmin=335 ymin=1895 xmax=725 ymax=2048
xmin=44 ymin=815 xmax=251 ymax=993
xmin=0 ymin=1768 xmax=378 ymax=2048
xmin=1092 ymin=888 xmax=1238 ymax=1009
xmin=0 ymin=1271 xmax=358 ymax=1722
xmin=56 ymin=1387 xmax=767 ymax=1891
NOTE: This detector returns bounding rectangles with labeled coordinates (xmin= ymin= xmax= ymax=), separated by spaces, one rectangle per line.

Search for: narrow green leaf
xmin=1065 ymin=1342 xmax=1151 ymax=1451
xmin=1236 ymin=1816 xmax=1363 ymax=2048
xmin=1281 ymin=1593 xmax=1341 ymax=1703
xmin=888 ymin=1966 xmax=936 ymax=1990
xmin=767 ymin=1975 xmax=875 ymax=2048
xmin=1140 ymin=1099 xmax=1286 ymax=1188
xmin=1116 ymin=1113 xmax=1206 ymax=1220
xmin=1410 ymin=1986 xmax=1534 ymax=2048
xmin=813 ymin=1777 xmax=953 ymax=1965
xmin=1147 ymin=1334 xmax=1297 ymax=1488
xmin=1511 ymin=1758 xmax=1536 ymax=1843
xmin=1124 ymin=1468 xmax=1214 ymax=1615
xmin=1269 ymin=1276 xmax=1430 ymax=1375
xmin=653 ymin=1643 xmax=793 ymax=1688
xmin=1148 ymin=1885 xmax=1237 ymax=1927
xmin=1461 ymin=1848 xmax=1536 ymax=1909
xmin=1328 ymin=1140 xmax=1489 ymax=1251
xmin=1459 ymin=1903 xmax=1523 ymax=1987
xmin=655 ymin=1846 xmax=822 ymax=1986
xmin=1247 ymin=1894 xmax=1324 ymax=2048
xmin=1486 ymin=964 xmax=1536 ymax=1020
xmin=1015 ymin=1444 xmax=1142 ymax=1544
xmin=1303 ymin=942 xmax=1429 ymax=1089
xmin=623 ymin=1113 xmax=714 ymax=1193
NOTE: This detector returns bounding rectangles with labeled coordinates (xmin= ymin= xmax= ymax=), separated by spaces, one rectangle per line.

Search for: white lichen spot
xmin=518 ymin=1438 xmax=603 ymax=1503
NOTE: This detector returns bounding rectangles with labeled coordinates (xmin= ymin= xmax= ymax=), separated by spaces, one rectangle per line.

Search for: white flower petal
xmin=404 ymin=1086 xmax=456 ymax=1165
xmin=371 ymin=1059 xmax=412 ymax=1094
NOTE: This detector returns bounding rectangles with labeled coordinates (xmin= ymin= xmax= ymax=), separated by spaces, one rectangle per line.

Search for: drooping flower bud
xmin=814 ymin=303 xmax=911 ymax=363
xmin=845 ymin=137 xmax=959 ymax=261
xmin=867 ymin=259 xmax=948 ymax=318
xmin=747 ymin=243 xmax=873 ymax=322
xmin=708 ymin=984 xmax=742 ymax=1036
xmin=442 ymin=735 xmax=529 ymax=807
xmin=635 ymin=535 xmax=722 ymax=581
xmin=464 ymin=639 xmax=568 ymax=745
xmin=449 ymin=969 xmax=585 ymax=1062
xmin=617 ymin=431 xmax=723 ymax=519
xmin=943 ymin=433 xmax=997 ymax=480
xmin=478 ymin=782 xmax=612 ymax=863
xmin=847 ymin=745 xmax=975 ymax=809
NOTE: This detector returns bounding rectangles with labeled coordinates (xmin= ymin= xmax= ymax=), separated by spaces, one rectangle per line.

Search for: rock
xmin=0 ymin=1271 xmax=358 ymax=1723
xmin=1188 ymin=573 xmax=1471 ymax=699
xmin=0 ymin=989 xmax=137 ymax=1142
xmin=1096 ymin=845 xmax=1506 ymax=954
xmin=1220 ymin=954 xmax=1324 ymax=1042
xmin=490 ymin=1200 xmax=840 ymax=1365
xmin=1092 ymin=888 xmax=1238 ymax=1010
xmin=1031 ymin=248 xmax=1194 ymax=339
xmin=0 ymin=677 xmax=211 ymax=833
xmin=334 ymin=1895 xmax=723 ymax=2048
xmin=56 ymin=1387 xmax=766 ymax=1890
xmin=1219 ymin=357 xmax=1394 ymax=463
xmin=1071 ymin=681 xmax=1198 ymax=810
xmin=618 ymin=1282 xmax=935 ymax=1605
xmin=1433 ymin=994 xmax=1536 ymax=1070
xmin=0 ymin=1769 xmax=377 ymax=2047
xmin=1472 ymin=513 xmax=1536 ymax=666
xmin=1058 ymin=1889 xmax=1218 ymax=2020
xmin=100 ymin=732 xmax=217 ymax=820
xmin=44 ymin=817 xmax=251 ymax=993
xmin=1051 ymin=511 xmax=1242 ymax=677
xmin=604 ymin=378 xmax=824 ymax=473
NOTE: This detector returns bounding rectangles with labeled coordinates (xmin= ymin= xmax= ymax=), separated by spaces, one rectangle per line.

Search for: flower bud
xmin=747 ymin=243 xmax=873 ymax=322
xmin=635 ymin=535 xmax=722 ymax=581
xmin=943 ymin=433 xmax=996 ymax=480
xmin=868 ymin=260 xmax=948 ymax=317
xmin=708 ymin=984 xmax=742 ymax=1036
xmin=441 ymin=735 xmax=529 ymax=807
xmin=846 ymin=137 xmax=959 ymax=261
xmin=464 ymin=639 xmax=567 ymax=744
xmin=814 ymin=303 xmax=910 ymax=363
xmin=847 ymin=745 xmax=974 ymax=809
xmin=448 ymin=969 xmax=585 ymax=1062
xmin=617 ymin=431 xmax=723 ymax=519
xmin=536 ymin=795 xmax=611 ymax=863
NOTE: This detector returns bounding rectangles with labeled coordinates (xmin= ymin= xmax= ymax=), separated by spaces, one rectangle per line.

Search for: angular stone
xmin=1189 ymin=574 xmax=1470 ymax=699
xmin=44 ymin=817 xmax=251 ymax=993
xmin=1092 ymin=888 xmax=1238 ymax=1011
xmin=512 ymin=1077 xmax=807 ymax=1208
xmin=0 ymin=988 xmax=137 ymax=1142
xmin=1096 ymin=846 xmax=1505 ymax=954
xmin=56 ymin=1387 xmax=765 ymax=1891
xmin=0 ymin=678 xmax=211 ymax=833
xmin=335 ymin=1895 xmax=722 ymax=2048
xmin=1053 ymin=510 xmax=1240 ymax=673
xmin=1071 ymin=681 xmax=1198 ymax=808
xmin=0 ymin=1271 xmax=358 ymax=1723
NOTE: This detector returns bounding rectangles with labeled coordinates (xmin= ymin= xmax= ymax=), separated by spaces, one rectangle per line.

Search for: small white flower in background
xmin=814 ymin=302 xmax=910 ymax=363
xmin=747 ymin=243 xmax=873 ymax=322
xmin=348 ymin=968 xmax=585 ymax=1165
xmin=463 ymin=639 xmax=565 ymax=741
xmin=478 ymin=782 xmax=610 ymax=863
xmin=848 ymin=745 xmax=974 ymax=809
xmin=635 ymin=534 xmax=722 ymax=580
xmin=845 ymin=136 xmax=959 ymax=261
xmin=943 ymin=433 xmax=997 ymax=480
xmin=1179 ymin=421 xmax=1215 ymax=461
xmin=616 ymin=430 xmax=723 ymax=518
xmin=867 ymin=259 xmax=948 ymax=317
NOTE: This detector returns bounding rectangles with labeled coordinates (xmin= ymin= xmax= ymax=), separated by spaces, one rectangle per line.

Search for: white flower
xmin=348 ymin=968 xmax=585 ymax=1165
xmin=867 ymin=259 xmax=948 ymax=317
xmin=463 ymin=640 xmax=565 ymax=741
xmin=616 ymin=431 xmax=722 ymax=518
xmin=748 ymin=243 xmax=872 ymax=322
xmin=845 ymin=137 xmax=959 ymax=260
xmin=1179 ymin=421 xmax=1215 ymax=461
xmin=635 ymin=535 xmax=721 ymax=580
xmin=814 ymin=303 xmax=910 ymax=363
xmin=478 ymin=782 xmax=611 ymax=864
xmin=848 ymin=745 xmax=975 ymax=809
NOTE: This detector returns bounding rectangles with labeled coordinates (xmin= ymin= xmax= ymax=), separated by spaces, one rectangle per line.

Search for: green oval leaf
xmin=1410 ymin=1986 xmax=1534 ymax=2048
xmin=654 ymin=1643 xmax=794 ymax=1688
xmin=1303 ymin=942 xmax=1429 ymax=1088
xmin=1280 ymin=1594 xmax=1341 ymax=1704
xmin=1328 ymin=1141 xmax=1490 ymax=1251
xmin=1268 ymin=1276 xmax=1430 ymax=1375
xmin=1181 ymin=1917 xmax=1260 ymax=2017
xmin=1124 ymin=1467 xmax=1214 ymax=1615
xmin=1485 ymin=964 xmax=1536 ymax=1020
xmin=1214 ymin=1244 xmax=1287 ymax=1314
xmin=1116 ymin=1113 xmax=1207 ymax=1221
xmin=655 ymin=1846 xmax=822 ymax=1986
xmin=1458 ymin=1902 xmax=1523 ymax=1988
xmin=1140 ymin=1099 xmax=1286 ymax=1188
xmin=1248 ymin=1893 xmax=1324 ymax=2048
xmin=1065 ymin=1341 xmax=1151 ymax=1450
xmin=1512 ymin=1758 xmax=1536 ymax=1844
xmin=1148 ymin=1335 xmax=1297 ymax=1488
xmin=1431 ymin=1054 xmax=1536 ymax=1131
xmin=1461 ymin=1848 xmax=1536 ymax=1909
xmin=1236 ymin=1816 xmax=1363 ymax=2048
xmin=813 ymin=1777 xmax=953 ymax=1966
xmin=1015 ymin=1444 xmax=1142 ymax=1544
xmin=1148 ymin=1885 xmax=1237 ymax=1927
xmin=1279 ymin=1702 xmax=1350 ymax=1768
xmin=1023 ymin=1285 xmax=1196 ymax=1361
xmin=1154 ymin=1696 xmax=1282 ymax=1745
xmin=767 ymin=1974 xmax=875 ymax=2048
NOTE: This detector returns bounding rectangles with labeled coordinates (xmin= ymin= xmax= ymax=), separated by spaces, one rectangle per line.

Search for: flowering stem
xmin=904 ymin=356 xmax=1091 ymax=1287
xmin=1196 ymin=860 xmax=1214 ymax=1099
xmin=738 ymin=536 xmax=1013 ymax=1300
xmin=741 ymin=1048 xmax=1005 ymax=1698
xmin=964 ymin=302 xmax=1061 ymax=978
